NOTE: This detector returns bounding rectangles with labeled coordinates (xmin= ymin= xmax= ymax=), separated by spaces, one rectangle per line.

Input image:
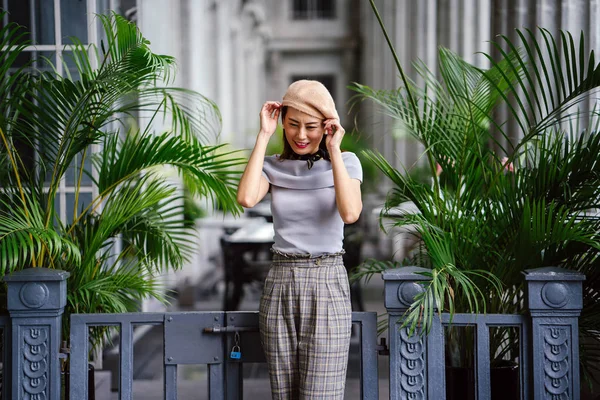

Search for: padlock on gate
xmin=230 ymin=331 xmax=242 ymax=360
xmin=230 ymin=345 xmax=241 ymax=359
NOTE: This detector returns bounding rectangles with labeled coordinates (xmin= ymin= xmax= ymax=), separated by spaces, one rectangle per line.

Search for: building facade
xmin=7 ymin=0 xmax=600 ymax=207
xmin=139 ymin=0 xmax=600 ymax=189
xmin=262 ymin=0 xmax=361 ymax=128
xmin=136 ymin=0 xmax=361 ymax=149
xmin=6 ymin=0 xmax=600 ymax=293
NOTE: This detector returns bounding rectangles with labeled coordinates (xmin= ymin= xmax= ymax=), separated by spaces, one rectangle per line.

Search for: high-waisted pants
xmin=259 ymin=252 xmax=352 ymax=400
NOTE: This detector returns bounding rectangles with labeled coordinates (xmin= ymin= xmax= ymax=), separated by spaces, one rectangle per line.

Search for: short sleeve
xmin=342 ymin=152 xmax=363 ymax=182
xmin=261 ymin=156 xmax=275 ymax=184
xmin=261 ymin=170 xmax=271 ymax=184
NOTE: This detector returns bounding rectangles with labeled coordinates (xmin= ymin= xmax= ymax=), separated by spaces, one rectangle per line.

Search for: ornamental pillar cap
xmin=382 ymin=266 xmax=431 ymax=282
xmin=383 ymin=267 xmax=432 ymax=310
xmin=525 ymin=267 xmax=584 ymax=312
xmin=523 ymin=267 xmax=585 ymax=282
xmin=4 ymin=267 xmax=70 ymax=282
xmin=4 ymin=268 xmax=69 ymax=313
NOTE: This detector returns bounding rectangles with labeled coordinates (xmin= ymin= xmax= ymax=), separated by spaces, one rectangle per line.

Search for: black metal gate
xmin=68 ymin=311 xmax=379 ymax=399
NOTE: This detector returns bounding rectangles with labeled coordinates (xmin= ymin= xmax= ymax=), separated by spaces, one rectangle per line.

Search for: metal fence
xmin=69 ymin=311 xmax=378 ymax=399
xmin=382 ymin=266 xmax=584 ymax=400
xmin=0 ymin=265 xmax=584 ymax=399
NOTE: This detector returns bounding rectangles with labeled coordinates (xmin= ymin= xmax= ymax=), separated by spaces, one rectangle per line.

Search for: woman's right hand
xmin=238 ymin=102 xmax=279 ymax=208
xmin=259 ymin=101 xmax=282 ymax=137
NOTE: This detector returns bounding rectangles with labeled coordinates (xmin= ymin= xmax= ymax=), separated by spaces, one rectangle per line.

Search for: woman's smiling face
xmin=283 ymin=107 xmax=324 ymax=155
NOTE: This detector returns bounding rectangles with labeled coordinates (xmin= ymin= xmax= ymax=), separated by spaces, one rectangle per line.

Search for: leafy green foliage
xmin=0 ymin=12 xmax=244 ymax=343
xmin=355 ymin=1 xmax=600 ymax=376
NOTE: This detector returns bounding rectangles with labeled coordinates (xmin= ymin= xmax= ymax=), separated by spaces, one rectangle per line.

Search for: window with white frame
xmin=2 ymin=0 xmax=117 ymax=223
xmin=292 ymin=0 xmax=336 ymax=20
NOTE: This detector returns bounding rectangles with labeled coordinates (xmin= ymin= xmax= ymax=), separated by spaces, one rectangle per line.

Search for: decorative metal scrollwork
xmin=543 ymin=327 xmax=570 ymax=399
xmin=399 ymin=327 xmax=425 ymax=399
xmin=22 ymin=327 xmax=49 ymax=399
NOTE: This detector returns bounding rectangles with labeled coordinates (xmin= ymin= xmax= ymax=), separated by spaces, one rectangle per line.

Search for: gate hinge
xmin=60 ymin=341 xmax=70 ymax=361
xmin=377 ymin=337 xmax=389 ymax=356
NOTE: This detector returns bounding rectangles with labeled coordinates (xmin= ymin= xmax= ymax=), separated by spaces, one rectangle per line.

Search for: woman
xmin=237 ymin=80 xmax=362 ymax=399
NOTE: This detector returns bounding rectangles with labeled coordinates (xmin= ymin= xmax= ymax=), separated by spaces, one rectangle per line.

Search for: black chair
xmin=343 ymin=221 xmax=365 ymax=312
xmin=220 ymin=236 xmax=273 ymax=311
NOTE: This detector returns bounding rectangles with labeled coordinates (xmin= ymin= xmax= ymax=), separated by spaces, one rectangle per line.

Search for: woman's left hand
xmin=324 ymin=119 xmax=344 ymax=153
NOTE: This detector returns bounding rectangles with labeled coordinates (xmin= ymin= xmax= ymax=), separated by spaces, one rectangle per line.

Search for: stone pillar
xmin=215 ymin=0 xmax=234 ymax=145
xmin=524 ymin=266 xmax=584 ymax=400
xmin=4 ymin=268 xmax=69 ymax=400
xmin=383 ymin=267 xmax=444 ymax=399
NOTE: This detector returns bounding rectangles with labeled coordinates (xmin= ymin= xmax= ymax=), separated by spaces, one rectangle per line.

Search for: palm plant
xmin=352 ymin=1 xmax=600 ymax=378
xmin=0 ymin=12 xmax=244 ymax=344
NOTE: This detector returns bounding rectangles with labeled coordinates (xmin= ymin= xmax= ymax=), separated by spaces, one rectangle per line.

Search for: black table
xmin=221 ymin=221 xmax=274 ymax=310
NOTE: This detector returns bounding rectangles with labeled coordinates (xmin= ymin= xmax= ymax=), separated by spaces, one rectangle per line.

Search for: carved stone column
xmin=5 ymin=268 xmax=69 ymax=400
xmin=524 ymin=266 xmax=584 ymax=400
xmin=383 ymin=267 xmax=444 ymax=399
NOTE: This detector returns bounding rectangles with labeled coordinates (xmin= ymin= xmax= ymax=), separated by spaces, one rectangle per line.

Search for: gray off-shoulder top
xmin=261 ymin=152 xmax=363 ymax=256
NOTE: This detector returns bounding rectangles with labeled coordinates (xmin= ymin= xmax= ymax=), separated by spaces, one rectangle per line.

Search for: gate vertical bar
xmin=70 ymin=315 xmax=89 ymax=398
xmin=225 ymin=313 xmax=239 ymax=400
xmin=354 ymin=312 xmax=379 ymax=400
xmin=119 ymin=322 xmax=133 ymax=399
xmin=475 ymin=322 xmax=491 ymax=400
xmin=520 ymin=319 xmax=531 ymax=399
xmin=383 ymin=267 xmax=444 ymax=400
xmin=225 ymin=359 xmax=242 ymax=400
xmin=524 ymin=267 xmax=584 ymax=400
xmin=4 ymin=268 xmax=69 ymax=400
xmin=208 ymin=363 xmax=226 ymax=400
xmin=164 ymin=364 xmax=177 ymax=400
xmin=426 ymin=311 xmax=445 ymax=399
xmin=208 ymin=312 xmax=226 ymax=400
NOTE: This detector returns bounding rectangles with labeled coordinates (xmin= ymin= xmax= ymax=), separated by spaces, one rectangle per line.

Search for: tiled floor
xmin=100 ymin=378 xmax=390 ymax=400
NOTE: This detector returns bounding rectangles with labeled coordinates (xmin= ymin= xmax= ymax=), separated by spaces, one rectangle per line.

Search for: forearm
xmin=237 ymin=132 xmax=270 ymax=208
xmin=330 ymin=149 xmax=362 ymax=224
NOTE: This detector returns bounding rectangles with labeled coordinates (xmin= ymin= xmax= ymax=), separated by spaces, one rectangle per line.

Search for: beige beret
xmin=282 ymin=80 xmax=339 ymax=120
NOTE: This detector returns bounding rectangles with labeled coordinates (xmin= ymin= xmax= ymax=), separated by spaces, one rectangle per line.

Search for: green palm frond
xmin=0 ymin=12 xmax=243 ymax=346
xmin=355 ymin=4 xmax=600 ymax=371
xmin=67 ymin=256 xmax=166 ymax=315
xmin=63 ymin=252 xmax=168 ymax=341
xmin=400 ymin=218 xmax=503 ymax=334
xmin=132 ymin=87 xmax=222 ymax=143
xmin=10 ymin=13 xmax=228 ymax=202
xmin=118 ymin=211 xmax=190 ymax=271
xmin=486 ymin=29 xmax=600 ymax=149
xmin=97 ymin=12 xmax=176 ymax=83
xmin=94 ymin=129 xmax=244 ymax=214
xmin=81 ymin=176 xmax=178 ymax=260
xmin=0 ymin=192 xmax=81 ymax=273
xmin=117 ymin=197 xmax=192 ymax=271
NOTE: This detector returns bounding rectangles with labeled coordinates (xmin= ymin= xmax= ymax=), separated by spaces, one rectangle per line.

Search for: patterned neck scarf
xmin=292 ymin=147 xmax=330 ymax=169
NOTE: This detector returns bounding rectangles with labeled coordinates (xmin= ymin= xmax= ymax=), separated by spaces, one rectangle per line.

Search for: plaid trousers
xmin=259 ymin=252 xmax=352 ymax=400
